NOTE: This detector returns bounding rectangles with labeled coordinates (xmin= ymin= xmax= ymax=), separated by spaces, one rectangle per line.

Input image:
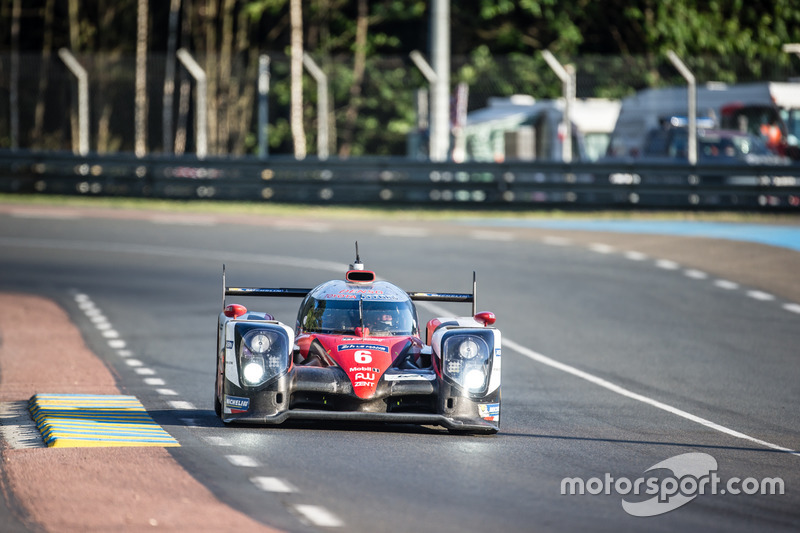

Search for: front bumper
xmin=221 ymin=366 xmax=500 ymax=434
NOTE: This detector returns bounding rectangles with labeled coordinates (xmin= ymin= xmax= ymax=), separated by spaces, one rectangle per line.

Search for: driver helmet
xmin=366 ymin=309 xmax=395 ymax=330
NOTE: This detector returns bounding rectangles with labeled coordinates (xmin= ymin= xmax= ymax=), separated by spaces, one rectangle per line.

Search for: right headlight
xmin=235 ymin=325 xmax=290 ymax=388
xmin=442 ymin=332 xmax=492 ymax=395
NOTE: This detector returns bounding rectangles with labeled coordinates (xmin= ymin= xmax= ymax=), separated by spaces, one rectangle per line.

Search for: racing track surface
xmin=0 ymin=205 xmax=798 ymax=532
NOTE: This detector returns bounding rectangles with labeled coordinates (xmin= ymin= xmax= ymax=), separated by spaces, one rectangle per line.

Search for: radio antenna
xmin=350 ymin=241 xmax=364 ymax=270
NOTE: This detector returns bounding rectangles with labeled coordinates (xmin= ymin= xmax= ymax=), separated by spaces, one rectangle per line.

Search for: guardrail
xmin=2 ymin=149 xmax=800 ymax=210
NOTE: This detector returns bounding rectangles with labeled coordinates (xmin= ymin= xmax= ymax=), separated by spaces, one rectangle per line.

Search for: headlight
xmin=249 ymin=333 xmax=271 ymax=354
xmin=236 ymin=326 xmax=290 ymax=387
xmin=458 ymin=338 xmax=480 ymax=359
xmin=243 ymin=360 xmax=266 ymax=384
xmin=442 ymin=333 xmax=492 ymax=395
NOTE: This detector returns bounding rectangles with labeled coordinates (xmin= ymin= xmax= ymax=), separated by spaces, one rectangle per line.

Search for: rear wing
xmin=222 ymin=266 xmax=477 ymax=315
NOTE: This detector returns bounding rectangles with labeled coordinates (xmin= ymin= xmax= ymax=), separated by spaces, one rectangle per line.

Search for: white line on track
xmin=714 ymin=279 xmax=740 ymax=290
xmin=251 ymin=476 xmax=297 ymax=493
xmin=655 ymin=259 xmax=681 ymax=270
xmin=225 ymin=455 xmax=260 ymax=467
xmin=144 ymin=377 xmax=166 ymax=386
xmin=416 ymin=300 xmax=797 ymax=456
xmin=589 ymin=243 xmax=615 ymax=254
xmin=746 ymin=290 xmax=775 ymax=301
xmin=293 ymin=504 xmax=344 ymax=528
xmin=623 ymin=251 xmax=648 ymax=261
xmin=167 ymin=400 xmax=196 ymax=410
xmin=684 ymin=269 xmax=708 ymax=280
xmin=134 ymin=367 xmax=156 ymax=375
xmin=503 ymin=337 xmax=799 ymax=456
xmin=204 ymin=436 xmax=232 ymax=446
xmin=156 ymin=388 xmax=178 ymax=396
xmin=784 ymin=303 xmax=800 ymax=314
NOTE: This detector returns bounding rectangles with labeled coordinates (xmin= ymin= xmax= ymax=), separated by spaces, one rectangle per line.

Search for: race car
xmin=214 ymin=247 xmax=501 ymax=434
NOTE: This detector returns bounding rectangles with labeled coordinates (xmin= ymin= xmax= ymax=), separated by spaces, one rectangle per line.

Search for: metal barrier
xmin=2 ymin=149 xmax=800 ymax=210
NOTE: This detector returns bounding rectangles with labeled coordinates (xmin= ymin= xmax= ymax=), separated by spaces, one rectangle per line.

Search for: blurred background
xmin=1 ymin=0 xmax=799 ymax=161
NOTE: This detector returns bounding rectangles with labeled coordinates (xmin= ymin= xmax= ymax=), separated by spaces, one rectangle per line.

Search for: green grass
xmin=0 ymin=193 xmax=797 ymax=224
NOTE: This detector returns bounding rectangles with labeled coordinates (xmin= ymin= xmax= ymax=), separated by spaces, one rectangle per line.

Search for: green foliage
xmin=4 ymin=0 xmax=800 ymax=154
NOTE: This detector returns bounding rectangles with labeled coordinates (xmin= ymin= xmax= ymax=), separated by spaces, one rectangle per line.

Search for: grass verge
xmin=0 ymin=193 xmax=797 ymax=224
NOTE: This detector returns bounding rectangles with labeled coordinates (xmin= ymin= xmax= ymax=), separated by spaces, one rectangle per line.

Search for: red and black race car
xmin=214 ymin=248 xmax=501 ymax=434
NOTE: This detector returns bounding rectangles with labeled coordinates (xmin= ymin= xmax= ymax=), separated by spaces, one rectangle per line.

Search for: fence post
xmin=258 ymin=55 xmax=271 ymax=160
xmin=58 ymin=48 xmax=90 ymax=156
xmin=430 ymin=0 xmax=450 ymax=162
xmin=409 ymin=51 xmax=437 ymax=160
xmin=667 ymin=51 xmax=697 ymax=165
xmin=542 ymin=50 xmax=574 ymax=164
xmin=302 ymin=53 xmax=329 ymax=160
xmin=176 ymin=48 xmax=208 ymax=159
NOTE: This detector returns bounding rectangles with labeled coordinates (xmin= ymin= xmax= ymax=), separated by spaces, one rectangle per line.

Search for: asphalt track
xmin=0 ymin=205 xmax=798 ymax=532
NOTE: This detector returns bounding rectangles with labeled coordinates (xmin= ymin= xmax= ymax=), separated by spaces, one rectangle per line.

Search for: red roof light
xmin=474 ymin=311 xmax=496 ymax=326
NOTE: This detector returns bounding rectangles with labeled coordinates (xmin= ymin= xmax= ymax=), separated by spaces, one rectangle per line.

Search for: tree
xmin=134 ymin=0 xmax=148 ymax=157
xmin=290 ymin=0 xmax=306 ymax=158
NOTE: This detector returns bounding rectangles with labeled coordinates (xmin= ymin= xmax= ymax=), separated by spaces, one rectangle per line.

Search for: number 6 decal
xmin=354 ymin=350 xmax=372 ymax=364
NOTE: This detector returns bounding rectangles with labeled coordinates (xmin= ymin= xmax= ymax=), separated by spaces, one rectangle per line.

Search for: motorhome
xmin=461 ymin=95 xmax=621 ymax=162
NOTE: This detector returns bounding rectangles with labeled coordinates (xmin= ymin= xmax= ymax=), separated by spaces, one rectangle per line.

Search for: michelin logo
xmin=225 ymin=395 xmax=250 ymax=411
xmin=479 ymin=403 xmax=500 ymax=417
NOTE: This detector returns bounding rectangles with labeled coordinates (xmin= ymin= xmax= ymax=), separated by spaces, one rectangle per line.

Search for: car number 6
xmin=354 ymin=350 xmax=372 ymax=363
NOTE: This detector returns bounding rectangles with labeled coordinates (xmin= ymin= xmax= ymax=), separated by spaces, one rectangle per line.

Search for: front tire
xmin=214 ymin=388 xmax=222 ymax=417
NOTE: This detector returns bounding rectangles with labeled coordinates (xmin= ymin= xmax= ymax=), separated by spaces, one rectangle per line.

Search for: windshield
xmin=298 ymin=296 xmax=418 ymax=336
xmin=780 ymin=108 xmax=800 ymax=146
xmin=699 ymin=133 xmax=771 ymax=158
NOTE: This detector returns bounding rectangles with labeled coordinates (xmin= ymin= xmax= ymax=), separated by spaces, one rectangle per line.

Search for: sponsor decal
xmin=495 ymin=348 xmax=501 ymax=356
xmin=338 ymin=344 xmax=389 ymax=352
xmin=225 ymin=395 xmax=250 ymax=413
xmin=349 ymin=366 xmax=380 ymax=373
xmin=226 ymin=340 xmax=234 ymax=349
xmin=479 ymin=403 xmax=500 ymax=421
xmin=324 ymin=293 xmax=398 ymax=300
xmin=383 ymin=373 xmax=436 ymax=382
xmin=338 ymin=289 xmax=384 ymax=295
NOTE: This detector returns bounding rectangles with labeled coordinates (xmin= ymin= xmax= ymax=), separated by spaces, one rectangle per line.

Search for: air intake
xmin=345 ymin=270 xmax=376 ymax=283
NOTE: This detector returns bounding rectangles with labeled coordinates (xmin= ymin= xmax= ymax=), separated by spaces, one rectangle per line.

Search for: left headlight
xmin=236 ymin=325 xmax=290 ymax=388
xmin=441 ymin=332 xmax=492 ymax=395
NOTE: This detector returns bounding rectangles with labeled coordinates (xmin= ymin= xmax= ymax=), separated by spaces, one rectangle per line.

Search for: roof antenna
xmin=350 ymin=241 xmax=364 ymax=270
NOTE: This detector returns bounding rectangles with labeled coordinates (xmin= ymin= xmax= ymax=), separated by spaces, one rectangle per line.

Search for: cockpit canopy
xmin=296 ymin=280 xmax=419 ymax=337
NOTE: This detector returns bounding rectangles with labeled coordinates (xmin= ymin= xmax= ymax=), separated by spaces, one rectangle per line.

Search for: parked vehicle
xmin=601 ymin=122 xmax=791 ymax=187
xmin=607 ymin=82 xmax=800 ymax=160
xmin=461 ymin=95 xmax=620 ymax=162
